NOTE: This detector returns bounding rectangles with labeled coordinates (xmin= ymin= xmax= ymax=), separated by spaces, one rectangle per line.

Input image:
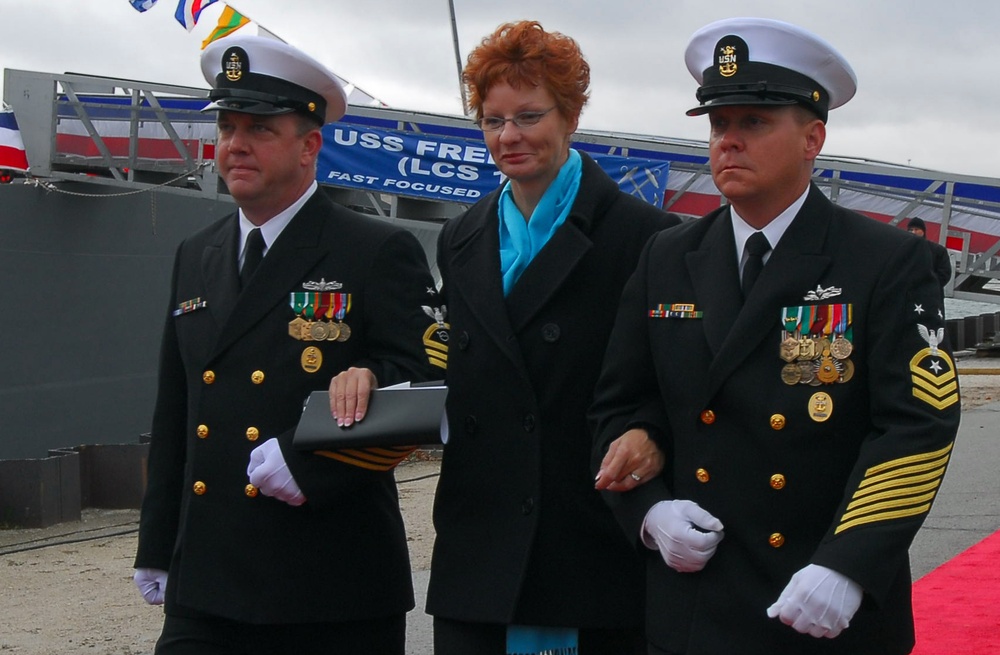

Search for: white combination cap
xmin=684 ymin=17 xmax=857 ymax=122
xmin=200 ymin=35 xmax=347 ymax=125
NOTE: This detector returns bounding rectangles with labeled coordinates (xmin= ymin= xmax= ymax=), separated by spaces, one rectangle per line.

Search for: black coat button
xmin=464 ymin=415 xmax=478 ymax=435
xmin=541 ymin=323 xmax=560 ymax=342
xmin=457 ymin=331 xmax=470 ymax=350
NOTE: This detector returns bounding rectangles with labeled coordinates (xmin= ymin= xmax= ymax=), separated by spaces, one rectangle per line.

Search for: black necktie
xmin=741 ymin=231 xmax=771 ymax=298
xmin=241 ymin=228 xmax=265 ymax=289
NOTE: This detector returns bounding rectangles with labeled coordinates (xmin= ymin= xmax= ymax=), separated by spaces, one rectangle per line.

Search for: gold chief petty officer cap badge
xmin=200 ymin=34 xmax=348 ymax=125
xmin=683 ymin=17 xmax=857 ymax=123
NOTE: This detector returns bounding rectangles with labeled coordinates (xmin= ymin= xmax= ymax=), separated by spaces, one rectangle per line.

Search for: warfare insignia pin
xmin=302 ymin=278 xmax=343 ymax=291
xmin=803 ymin=285 xmax=842 ymax=301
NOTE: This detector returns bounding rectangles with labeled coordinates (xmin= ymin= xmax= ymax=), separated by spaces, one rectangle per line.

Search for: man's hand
xmin=133 ymin=567 xmax=168 ymax=605
xmin=767 ymin=564 xmax=863 ymax=639
xmin=247 ymin=438 xmax=306 ymax=506
xmin=328 ymin=367 xmax=377 ymax=426
xmin=642 ymin=500 xmax=724 ymax=573
xmin=594 ymin=428 xmax=665 ymax=492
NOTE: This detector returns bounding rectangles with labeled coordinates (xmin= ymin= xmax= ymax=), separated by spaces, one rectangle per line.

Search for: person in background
xmin=906 ymin=216 xmax=953 ymax=289
xmin=132 ymin=35 xmax=443 ymax=655
xmin=591 ymin=17 xmax=960 ymax=655
xmin=427 ymin=20 xmax=678 ymax=655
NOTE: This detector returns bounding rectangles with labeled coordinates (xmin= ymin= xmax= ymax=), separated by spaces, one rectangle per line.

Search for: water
xmin=946 ymin=297 xmax=1000 ymax=320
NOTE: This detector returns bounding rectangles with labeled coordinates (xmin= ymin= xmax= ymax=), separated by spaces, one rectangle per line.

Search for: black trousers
xmin=155 ymin=612 xmax=406 ymax=655
xmin=433 ymin=617 xmax=645 ymax=655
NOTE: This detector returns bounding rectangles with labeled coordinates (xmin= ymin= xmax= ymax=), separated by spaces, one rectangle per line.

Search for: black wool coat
xmin=426 ymin=152 xmax=679 ymax=628
xmin=591 ymin=185 xmax=961 ymax=654
xmin=134 ymin=191 xmax=444 ymax=624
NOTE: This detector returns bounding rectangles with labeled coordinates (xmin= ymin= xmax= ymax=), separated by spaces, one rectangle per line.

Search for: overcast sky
xmin=0 ymin=0 xmax=995 ymax=179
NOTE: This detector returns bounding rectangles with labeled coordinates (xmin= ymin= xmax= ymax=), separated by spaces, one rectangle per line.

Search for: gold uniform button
xmin=770 ymin=474 xmax=787 ymax=490
xmin=193 ymin=481 xmax=206 ymax=495
xmin=245 ymin=484 xmax=258 ymax=498
xmin=196 ymin=424 xmax=209 ymax=439
xmin=770 ymin=414 xmax=786 ymax=430
xmin=202 ymin=370 xmax=216 ymax=384
xmin=695 ymin=468 xmax=710 ymax=483
xmin=251 ymin=370 xmax=265 ymax=384
xmin=769 ymin=532 xmax=785 ymax=548
xmin=700 ymin=409 xmax=716 ymax=425
xmin=246 ymin=427 xmax=260 ymax=442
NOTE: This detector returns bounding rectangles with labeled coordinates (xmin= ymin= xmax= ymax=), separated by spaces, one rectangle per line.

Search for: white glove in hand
xmin=767 ymin=564 xmax=863 ymax=639
xmin=247 ymin=438 xmax=306 ymax=506
xmin=133 ymin=567 xmax=168 ymax=605
xmin=642 ymin=500 xmax=724 ymax=573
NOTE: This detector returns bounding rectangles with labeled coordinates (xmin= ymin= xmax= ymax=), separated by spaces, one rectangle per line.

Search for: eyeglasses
xmin=474 ymin=107 xmax=555 ymax=132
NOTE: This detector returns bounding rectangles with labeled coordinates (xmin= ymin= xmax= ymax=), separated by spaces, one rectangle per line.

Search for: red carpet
xmin=911 ymin=530 xmax=1000 ymax=654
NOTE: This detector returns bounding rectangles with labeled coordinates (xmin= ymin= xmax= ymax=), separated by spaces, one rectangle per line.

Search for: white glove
xmin=641 ymin=500 xmax=724 ymax=573
xmin=767 ymin=564 xmax=863 ymax=639
xmin=133 ymin=567 xmax=168 ymax=605
xmin=247 ymin=438 xmax=306 ymax=506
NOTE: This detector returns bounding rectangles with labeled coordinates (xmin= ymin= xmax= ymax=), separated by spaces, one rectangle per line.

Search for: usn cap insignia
xmin=223 ymin=46 xmax=247 ymax=83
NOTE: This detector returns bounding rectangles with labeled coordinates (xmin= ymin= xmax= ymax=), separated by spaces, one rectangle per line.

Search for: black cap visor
xmin=686 ymin=94 xmax=798 ymax=116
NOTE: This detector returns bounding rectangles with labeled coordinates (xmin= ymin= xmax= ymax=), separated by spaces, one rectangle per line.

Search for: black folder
xmin=292 ymin=384 xmax=447 ymax=450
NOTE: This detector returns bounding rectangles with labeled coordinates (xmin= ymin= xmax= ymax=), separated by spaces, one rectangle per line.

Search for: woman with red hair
xmin=426 ymin=20 xmax=679 ymax=655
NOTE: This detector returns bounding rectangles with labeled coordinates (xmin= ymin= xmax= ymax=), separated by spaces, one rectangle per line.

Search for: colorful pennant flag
xmin=0 ymin=110 xmax=30 ymax=172
xmin=175 ymin=0 xmax=219 ymax=31
xmin=129 ymin=0 xmax=159 ymax=12
xmin=201 ymin=5 xmax=251 ymax=49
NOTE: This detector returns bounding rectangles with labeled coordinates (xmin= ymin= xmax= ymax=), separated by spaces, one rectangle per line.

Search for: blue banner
xmin=318 ymin=123 xmax=670 ymax=207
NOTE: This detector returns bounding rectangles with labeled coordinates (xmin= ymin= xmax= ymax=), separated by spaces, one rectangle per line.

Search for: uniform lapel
xmin=704 ymin=186 xmax=834 ymax=398
xmin=201 ymin=216 xmax=241 ymax=329
xmin=686 ymin=210 xmax=743 ymax=356
xmin=211 ymin=194 xmax=329 ymax=359
xmin=447 ymin=198 xmax=527 ymax=372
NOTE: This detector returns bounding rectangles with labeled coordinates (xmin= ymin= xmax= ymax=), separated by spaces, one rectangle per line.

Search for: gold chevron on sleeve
xmin=910 ymin=348 xmax=959 ymax=410
xmin=316 ymin=445 xmax=417 ymax=471
xmin=423 ymin=323 xmax=449 ymax=370
xmin=834 ymin=442 xmax=953 ymax=535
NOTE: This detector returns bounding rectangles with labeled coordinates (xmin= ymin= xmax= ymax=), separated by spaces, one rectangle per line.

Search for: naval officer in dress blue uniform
xmin=132 ymin=35 xmax=444 ymax=654
xmin=591 ymin=17 xmax=960 ymax=655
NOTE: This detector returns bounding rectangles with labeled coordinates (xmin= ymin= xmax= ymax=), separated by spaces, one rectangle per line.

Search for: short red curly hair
xmin=463 ymin=21 xmax=590 ymax=123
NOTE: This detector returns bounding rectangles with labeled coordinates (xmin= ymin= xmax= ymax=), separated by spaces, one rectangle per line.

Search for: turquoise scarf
xmin=507 ymin=624 xmax=579 ymax=655
xmin=498 ymin=149 xmax=582 ymax=296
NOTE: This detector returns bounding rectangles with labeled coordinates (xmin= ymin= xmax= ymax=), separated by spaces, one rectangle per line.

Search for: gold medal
xmin=808 ymin=391 xmax=833 ymax=422
xmin=780 ymin=333 xmax=800 ymax=362
xmin=797 ymin=360 xmax=816 ymax=385
xmin=817 ymin=354 xmax=840 ymax=384
xmin=798 ymin=336 xmax=816 ymax=360
xmin=300 ymin=346 xmax=322 ymax=373
xmin=309 ymin=320 xmax=330 ymax=341
xmin=325 ymin=320 xmax=341 ymax=341
xmin=288 ymin=317 xmax=307 ymax=340
xmin=814 ymin=337 xmax=831 ymax=359
xmin=831 ymin=335 xmax=853 ymax=360
xmin=838 ymin=358 xmax=855 ymax=383
xmin=335 ymin=321 xmax=351 ymax=342
xmin=781 ymin=362 xmax=801 ymax=385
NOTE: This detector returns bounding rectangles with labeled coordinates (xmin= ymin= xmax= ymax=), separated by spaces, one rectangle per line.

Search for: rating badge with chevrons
xmin=910 ymin=323 xmax=959 ymax=410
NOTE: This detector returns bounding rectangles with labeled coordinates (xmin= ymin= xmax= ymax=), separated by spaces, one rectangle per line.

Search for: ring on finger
xmin=630 ymin=472 xmax=642 ymax=482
